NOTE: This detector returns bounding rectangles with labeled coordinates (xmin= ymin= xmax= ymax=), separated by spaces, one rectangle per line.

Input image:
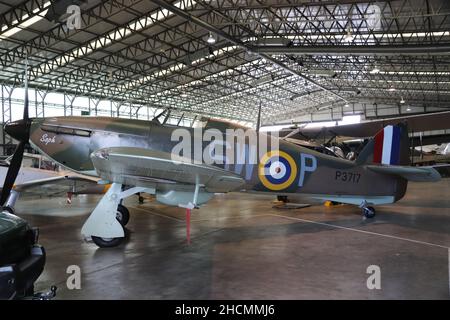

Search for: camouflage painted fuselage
xmin=28 ymin=116 xmax=407 ymax=203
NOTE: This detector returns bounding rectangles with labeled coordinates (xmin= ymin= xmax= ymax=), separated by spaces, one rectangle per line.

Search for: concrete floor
xmin=16 ymin=179 xmax=450 ymax=299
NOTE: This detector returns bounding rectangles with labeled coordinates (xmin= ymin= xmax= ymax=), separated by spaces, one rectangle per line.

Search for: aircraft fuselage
xmin=28 ymin=116 xmax=407 ymax=204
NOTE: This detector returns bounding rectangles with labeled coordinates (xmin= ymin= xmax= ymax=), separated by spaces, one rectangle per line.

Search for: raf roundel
xmin=258 ymin=151 xmax=298 ymax=191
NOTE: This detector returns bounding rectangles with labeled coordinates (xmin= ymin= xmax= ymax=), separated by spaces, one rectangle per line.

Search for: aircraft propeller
xmin=0 ymin=62 xmax=32 ymax=207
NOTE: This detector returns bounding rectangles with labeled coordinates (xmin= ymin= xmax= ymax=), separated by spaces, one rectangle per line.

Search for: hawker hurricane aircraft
xmin=0 ymin=81 xmax=442 ymax=248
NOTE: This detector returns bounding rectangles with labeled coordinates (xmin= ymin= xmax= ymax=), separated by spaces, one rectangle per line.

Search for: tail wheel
xmin=116 ymin=204 xmax=130 ymax=226
xmin=91 ymin=235 xmax=124 ymax=248
xmin=363 ymin=206 xmax=376 ymax=218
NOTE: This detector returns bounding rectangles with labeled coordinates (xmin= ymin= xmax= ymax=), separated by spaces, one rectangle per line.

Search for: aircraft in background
xmin=0 ymin=153 xmax=110 ymax=207
xmin=409 ymin=143 xmax=450 ymax=166
xmin=278 ymin=111 xmax=450 ymax=142
xmin=277 ymin=112 xmax=450 ymax=164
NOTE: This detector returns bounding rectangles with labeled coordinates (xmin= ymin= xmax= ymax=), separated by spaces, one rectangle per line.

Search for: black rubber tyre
xmin=138 ymin=196 xmax=144 ymax=204
xmin=91 ymin=235 xmax=124 ymax=248
xmin=363 ymin=206 xmax=376 ymax=218
xmin=116 ymin=204 xmax=130 ymax=226
xmin=277 ymin=195 xmax=289 ymax=203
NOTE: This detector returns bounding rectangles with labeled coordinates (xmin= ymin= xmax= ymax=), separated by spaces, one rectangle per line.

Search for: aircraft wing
xmin=280 ymin=111 xmax=450 ymax=141
xmin=90 ymin=147 xmax=245 ymax=193
xmin=13 ymin=175 xmax=99 ymax=193
xmin=0 ymin=165 xmax=100 ymax=197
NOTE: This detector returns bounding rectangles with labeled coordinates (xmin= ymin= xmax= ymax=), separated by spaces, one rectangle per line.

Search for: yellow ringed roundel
xmin=258 ymin=150 xmax=298 ymax=191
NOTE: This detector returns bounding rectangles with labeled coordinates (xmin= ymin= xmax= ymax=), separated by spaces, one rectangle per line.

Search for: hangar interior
xmin=0 ymin=0 xmax=449 ymax=300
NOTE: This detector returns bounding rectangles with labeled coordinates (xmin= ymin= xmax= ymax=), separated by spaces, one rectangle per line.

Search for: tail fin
xmin=356 ymin=123 xmax=410 ymax=166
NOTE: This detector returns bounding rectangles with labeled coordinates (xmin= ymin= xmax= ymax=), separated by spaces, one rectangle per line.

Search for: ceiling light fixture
xmin=370 ymin=66 xmax=380 ymax=74
xmin=207 ymin=32 xmax=216 ymax=44
xmin=406 ymin=107 xmax=411 ymax=111
xmin=343 ymin=27 xmax=354 ymax=42
xmin=400 ymin=97 xmax=405 ymax=104
xmin=388 ymin=86 xmax=396 ymax=92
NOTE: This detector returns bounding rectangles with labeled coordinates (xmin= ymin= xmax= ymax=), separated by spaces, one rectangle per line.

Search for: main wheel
xmin=116 ymin=204 xmax=130 ymax=226
xmin=91 ymin=235 xmax=124 ymax=248
xmin=363 ymin=206 xmax=376 ymax=218
xmin=277 ymin=195 xmax=289 ymax=203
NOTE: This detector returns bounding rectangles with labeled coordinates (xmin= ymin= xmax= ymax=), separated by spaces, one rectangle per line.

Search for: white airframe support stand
xmin=81 ymin=183 xmax=154 ymax=239
xmin=177 ymin=176 xmax=202 ymax=245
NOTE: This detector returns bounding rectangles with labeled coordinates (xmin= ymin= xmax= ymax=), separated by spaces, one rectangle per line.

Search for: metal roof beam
xmin=149 ymin=0 xmax=348 ymax=104
xmin=252 ymin=44 xmax=450 ymax=56
xmin=0 ymin=0 xmax=50 ymax=37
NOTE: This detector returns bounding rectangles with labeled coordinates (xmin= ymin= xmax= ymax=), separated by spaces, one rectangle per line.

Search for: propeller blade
xmin=23 ymin=60 xmax=29 ymax=120
xmin=0 ymin=141 xmax=25 ymax=206
xmin=0 ymin=61 xmax=31 ymax=206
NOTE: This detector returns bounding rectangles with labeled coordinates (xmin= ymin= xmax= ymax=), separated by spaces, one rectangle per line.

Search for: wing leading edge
xmin=90 ymin=147 xmax=245 ymax=193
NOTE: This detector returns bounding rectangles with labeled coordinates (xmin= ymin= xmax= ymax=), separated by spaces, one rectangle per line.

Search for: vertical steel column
xmin=70 ymin=95 xmax=75 ymax=116
xmin=134 ymin=106 xmax=141 ymax=119
xmin=3 ymin=85 xmax=14 ymax=155
xmin=1 ymin=84 xmax=5 ymax=155
xmin=93 ymin=99 xmax=100 ymax=116
xmin=35 ymin=89 xmax=38 ymax=118
xmin=36 ymin=90 xmax=47 ymax=118
xmin=116 ymin=102 xmax=121 ymax=117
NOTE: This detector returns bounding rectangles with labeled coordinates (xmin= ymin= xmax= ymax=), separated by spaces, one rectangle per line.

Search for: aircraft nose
xmin=4 ymin=119 xmax=30 ymax=142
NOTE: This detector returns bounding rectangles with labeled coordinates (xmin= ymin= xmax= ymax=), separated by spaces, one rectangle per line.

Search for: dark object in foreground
xmin=0 ymin=210 xmax=46 ymax=299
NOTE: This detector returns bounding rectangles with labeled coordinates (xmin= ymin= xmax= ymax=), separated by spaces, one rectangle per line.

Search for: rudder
xmin=356 ymin=123 xmax=410 ymax=166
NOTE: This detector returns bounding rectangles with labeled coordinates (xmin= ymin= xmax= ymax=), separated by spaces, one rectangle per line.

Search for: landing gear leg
xmin=92 ymin=204 xmax=129 ymax=247
xmin=81 ymin=183 xmax=125 ymax=248
xmin=81 ymin=184 xmax=153 ymax=248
